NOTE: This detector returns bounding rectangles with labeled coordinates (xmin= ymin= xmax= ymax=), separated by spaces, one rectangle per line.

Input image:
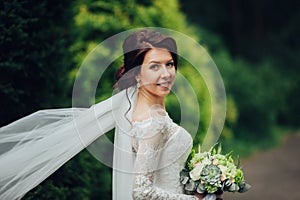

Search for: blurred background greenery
xmin=0 ymin=0 xmax=298 ymax=199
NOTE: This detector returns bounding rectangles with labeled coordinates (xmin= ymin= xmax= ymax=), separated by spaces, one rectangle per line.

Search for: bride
xmin=0 ymin=29 xmax=221 ymax=199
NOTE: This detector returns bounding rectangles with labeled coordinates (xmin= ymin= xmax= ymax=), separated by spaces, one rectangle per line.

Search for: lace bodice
xmin=130 ymin=114 xmax=197 ymax=200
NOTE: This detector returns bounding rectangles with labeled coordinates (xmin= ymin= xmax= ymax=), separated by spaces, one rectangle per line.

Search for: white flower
xmin=212 ymin=159 xmax=218 ymax=165
xmin=202 ymin=157 xmax=211 ymax=165
xmin=218 ymin=165 xmax=228 ymax=175
xmin=189 ymin=163 xmax=204 ymax=181
xmin=220 ymin=174 xmax=226 ymax=181
xmin=193 ymin=161 xmax=201 ymax=168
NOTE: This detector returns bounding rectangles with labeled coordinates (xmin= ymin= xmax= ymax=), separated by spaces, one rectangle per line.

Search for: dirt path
xmin=223 ymin=133 xmax=300 ymax=200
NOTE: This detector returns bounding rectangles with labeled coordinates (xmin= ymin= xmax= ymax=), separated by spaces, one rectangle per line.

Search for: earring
xmin=136 ymin=80 xmax=141 ymax=91
xmin=136 ymin=80 xmax=141 ymax=92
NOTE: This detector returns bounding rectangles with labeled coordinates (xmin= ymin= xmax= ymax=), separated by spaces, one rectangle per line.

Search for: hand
xmin=215 ymin=190 xmax=223 ymax=200
xmin=195 ymin=192 xmax=223 ymax=200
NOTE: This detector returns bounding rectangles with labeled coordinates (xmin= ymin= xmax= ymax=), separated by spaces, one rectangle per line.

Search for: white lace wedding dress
xmin=0 ymin=86 xmax=217 ymax=200
xmin=130 ymin=113 xmax=198 ymax=200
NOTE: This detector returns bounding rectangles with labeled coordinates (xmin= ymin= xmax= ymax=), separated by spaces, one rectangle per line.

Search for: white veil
xmin=0 ymin=27 xmax=227 ymax=200
xmin=0 ymin=86 xmax=137 ymax=200
xmin=112 ymin=87 xmax=137 ymax=200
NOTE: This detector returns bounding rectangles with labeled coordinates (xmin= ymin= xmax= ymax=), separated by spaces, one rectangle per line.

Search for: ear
xmin=135 ymin=74 xmax=141 ymax=82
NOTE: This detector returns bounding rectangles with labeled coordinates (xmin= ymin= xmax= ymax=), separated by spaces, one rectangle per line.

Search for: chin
xmin=158 ymin=90 xmax=171 ymax=97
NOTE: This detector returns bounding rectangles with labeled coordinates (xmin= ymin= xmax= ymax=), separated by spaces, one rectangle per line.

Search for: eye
xmin=150 ymin=64 xmax=160 ymax=70
xmin=166 ymin=62 xmax=174 ymax=68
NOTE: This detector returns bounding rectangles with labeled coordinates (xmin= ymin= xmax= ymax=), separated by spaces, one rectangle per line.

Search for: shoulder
xmin=131 ymin=115 xmax=169 ymax=136
xmin=132 ymin=104 xmax=167 ymax=122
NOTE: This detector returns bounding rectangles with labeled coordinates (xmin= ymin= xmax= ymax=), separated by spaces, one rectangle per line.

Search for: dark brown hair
xmin=114 ymin=29 xmax=178 ymax=90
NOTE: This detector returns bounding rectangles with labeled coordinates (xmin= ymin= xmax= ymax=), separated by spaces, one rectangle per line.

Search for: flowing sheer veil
xmin=112 ymin=86 xmax=137 ymax=200
xmin=0 ymin=86 xmax=137 ymax=200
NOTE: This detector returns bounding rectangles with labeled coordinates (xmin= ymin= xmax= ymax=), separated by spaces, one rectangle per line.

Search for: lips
xmin=157 ymin=81 xmax=171 ymax=88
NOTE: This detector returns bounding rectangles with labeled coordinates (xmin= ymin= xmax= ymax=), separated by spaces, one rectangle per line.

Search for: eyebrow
xmin=148 ymin=59 xmax=174 ymax=64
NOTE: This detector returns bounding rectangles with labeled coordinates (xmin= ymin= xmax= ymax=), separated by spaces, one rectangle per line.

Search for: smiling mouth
xmin=157 ymin=81 xmax=171 ymax=88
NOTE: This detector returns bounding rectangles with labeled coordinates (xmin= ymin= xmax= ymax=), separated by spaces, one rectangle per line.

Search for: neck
xmin=132 ymin=89 xmax=166 ymax=121
xmin=137 ymin=89 xmax=165 ymax=108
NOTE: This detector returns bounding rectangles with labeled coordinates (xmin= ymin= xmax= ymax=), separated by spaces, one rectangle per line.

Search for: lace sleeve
xmin=132 ymin=122 xmax=198 ymax=200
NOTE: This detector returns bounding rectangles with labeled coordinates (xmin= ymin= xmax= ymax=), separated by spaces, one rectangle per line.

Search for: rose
xmin=181 ymin=143 xmax=251 ymax=195
xmin=189 ymin=162 xmax=204 ymax=181
xmin=212 ymin=159 xmax=218 ymax=165
xmin=202 ymin=157 xmax=211 ymax=165
xmin=220 ymin=174 xmax=226 ymax=181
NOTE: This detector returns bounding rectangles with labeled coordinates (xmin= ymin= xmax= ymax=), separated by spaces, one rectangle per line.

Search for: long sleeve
xmin=131 ymin=117 xmax=197 ymax=200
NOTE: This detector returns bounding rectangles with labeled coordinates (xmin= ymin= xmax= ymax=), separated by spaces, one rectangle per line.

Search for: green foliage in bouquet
xmin=180 ymin=144 xmax=250 ymax=195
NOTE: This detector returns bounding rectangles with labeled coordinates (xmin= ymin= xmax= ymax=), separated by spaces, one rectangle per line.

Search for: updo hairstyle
xmin=115 ymin=30 xmax=178 ymax=90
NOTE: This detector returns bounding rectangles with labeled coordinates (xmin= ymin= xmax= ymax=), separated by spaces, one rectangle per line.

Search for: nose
xmin=161 ymin=65 xmax=171 ymax=79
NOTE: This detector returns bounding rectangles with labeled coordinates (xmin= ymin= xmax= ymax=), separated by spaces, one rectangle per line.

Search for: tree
xmin=24 ymin=0 xmax=219 ymax=198
xmin=0 ymin=0 xmax=73 ymax=126
xmin=180 ymin=0 xmax=300 ymax=127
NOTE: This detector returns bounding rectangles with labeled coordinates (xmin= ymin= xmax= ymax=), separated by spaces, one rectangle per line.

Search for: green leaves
xmin=181 ymin=143 xmax=251 ymax=195
xmin=0 ymin=0 xmax=73 ymax=126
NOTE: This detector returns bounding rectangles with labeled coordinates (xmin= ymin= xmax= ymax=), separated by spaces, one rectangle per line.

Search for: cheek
xmin=140 ymin=71 xmax=158 ymax=84
xmin=170 ymin=70 xmax=176 ymax=80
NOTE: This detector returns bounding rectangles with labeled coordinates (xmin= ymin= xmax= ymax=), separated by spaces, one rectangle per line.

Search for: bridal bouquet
xmin=180 ymin=144 xmax=250 ymax=195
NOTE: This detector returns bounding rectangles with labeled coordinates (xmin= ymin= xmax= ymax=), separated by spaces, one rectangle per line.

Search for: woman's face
xmin=136 ymin=48 xmax=176 ymax=98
